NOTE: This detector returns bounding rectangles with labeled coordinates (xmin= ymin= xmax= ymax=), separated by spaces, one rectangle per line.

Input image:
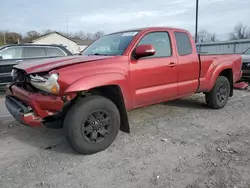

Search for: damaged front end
xmin=5 ymin=69 xmax=74 ymax=129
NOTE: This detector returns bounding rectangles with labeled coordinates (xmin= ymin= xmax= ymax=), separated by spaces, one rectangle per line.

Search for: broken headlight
xmin=30 ymin=73 xmax=60 ymax=94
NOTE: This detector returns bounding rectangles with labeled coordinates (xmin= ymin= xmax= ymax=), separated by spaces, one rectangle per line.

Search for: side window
xmin=245 ymin=48 xmax=250 ymax=54
xmin=0 ymin=47 xmax=23 ymax=60
xmin=47 ymin=47 xmax=65 ymax=57
xmin=174 ymin=32 xmax=193 ymax=56
xmin=25 ymin=47 xmax=47 ymax=58
xmin=137 ymin=32 xmax=172 ymax=58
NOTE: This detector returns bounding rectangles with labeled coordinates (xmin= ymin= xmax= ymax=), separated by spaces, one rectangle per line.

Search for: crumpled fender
xmin=64 ymin=73 xmax=131 ymax=109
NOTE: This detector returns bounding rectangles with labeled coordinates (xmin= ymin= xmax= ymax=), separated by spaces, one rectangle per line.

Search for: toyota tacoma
xmin=5 ymin=27 xmax=242 ymax=154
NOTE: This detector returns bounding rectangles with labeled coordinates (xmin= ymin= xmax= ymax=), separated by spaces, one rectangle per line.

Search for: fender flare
xmin=64 ymin=72 xmax=131 ymax=109
xmin=207 ymin=61 xmax=233 ymax=91
xmin=64 ymin=72 xmax=131 ymax=133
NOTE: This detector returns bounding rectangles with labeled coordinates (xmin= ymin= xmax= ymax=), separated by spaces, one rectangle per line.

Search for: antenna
xmin=195 ymin=0 xmax=199 ymax=43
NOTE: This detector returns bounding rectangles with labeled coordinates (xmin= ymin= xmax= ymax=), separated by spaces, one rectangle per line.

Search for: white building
xmin=32 ymin=32 xmax=93 ymax=54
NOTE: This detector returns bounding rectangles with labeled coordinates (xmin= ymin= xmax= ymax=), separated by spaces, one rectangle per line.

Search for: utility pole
xmin=195 ymin=0 xmax=199 ymax=43
xmin=3 ymin=31 xmax=6 ymax=44
xmin=66 ymin=14 xmax=69 ymax=37
xmin=65 ymin=14 xmax=70 ymax=51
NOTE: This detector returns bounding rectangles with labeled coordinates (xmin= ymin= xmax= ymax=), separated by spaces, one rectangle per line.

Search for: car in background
xmin=241 ymin=47 xmax=250 ymax=80
xmin=0 ymin=44 xmax=73 ymax=87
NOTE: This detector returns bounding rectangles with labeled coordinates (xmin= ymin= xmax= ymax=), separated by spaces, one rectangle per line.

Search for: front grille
xmin=242 ymin=62 xmax=250 ymax=70
xmin=13 ymin=70 xmax=29 ymax=84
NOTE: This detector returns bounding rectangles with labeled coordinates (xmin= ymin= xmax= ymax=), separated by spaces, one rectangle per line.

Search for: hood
xmin=241 ymin=54 xmax=250 ymax=63
xmin=14 ymin=55 xmax=114 ymax=74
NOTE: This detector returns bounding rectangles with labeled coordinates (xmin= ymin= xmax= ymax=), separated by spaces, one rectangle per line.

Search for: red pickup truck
xmin=5 ymin=27 xmax=242 ymax=154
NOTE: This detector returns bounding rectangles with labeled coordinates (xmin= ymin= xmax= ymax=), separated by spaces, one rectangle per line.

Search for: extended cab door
xmin=129 ymin=31 xmax=178 ymax=107
xmin=173 ymin=31 xmax=200 ymax=96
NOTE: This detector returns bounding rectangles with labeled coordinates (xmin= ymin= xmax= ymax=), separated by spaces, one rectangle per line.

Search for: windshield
xmin=244 ymin=48 xmax=250 ymax=54
xmin=81 ymin=31 xmax=139 ymax=56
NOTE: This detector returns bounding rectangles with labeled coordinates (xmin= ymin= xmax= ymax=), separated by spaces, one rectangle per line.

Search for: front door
xmin=129 ymin=31 xmax=178 ymax=108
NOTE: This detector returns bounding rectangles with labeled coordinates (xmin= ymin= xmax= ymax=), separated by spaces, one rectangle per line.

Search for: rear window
xmin=25 ymin=47 xmax=47 ymax=58
xmin=47 ymin=47 xmax=65 ymax=57
xmin=174 ymin=32 xmax=193 ymax=56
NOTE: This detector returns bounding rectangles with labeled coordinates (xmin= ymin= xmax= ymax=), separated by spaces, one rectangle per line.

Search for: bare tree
xmin=27 ymin=30 xmax=40 ymax=40
xmin=229 ymin=23 xmax=250 ymax=40
xmin=93 ymin=31 xmax=104 ymax=40
xmin=210 ymin=33 xmax=217 ymax=42
xmin=0 ymin=31 xmax=22 ymax=44
xmin=42 ymin=29 xmax=54 ymax=34
xmin=197 ymin=29 xmax=217 ymax=43
xmin=73 ymin=31 xmax=86 ymax=39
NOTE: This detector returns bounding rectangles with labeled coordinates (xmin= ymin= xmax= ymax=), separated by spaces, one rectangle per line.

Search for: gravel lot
xmin=0 ymin=90 xmax=250 ymax=188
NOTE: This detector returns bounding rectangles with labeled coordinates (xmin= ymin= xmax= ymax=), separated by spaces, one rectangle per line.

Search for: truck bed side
xmin=198 ymin=54 xmax=242 ymax=92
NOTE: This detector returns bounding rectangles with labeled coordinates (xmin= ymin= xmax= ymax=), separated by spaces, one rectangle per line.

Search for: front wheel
xmin=205 ymin=76 xmax=230 ymax=109
xmin=64 ymin=95 xmax=120 ymax=154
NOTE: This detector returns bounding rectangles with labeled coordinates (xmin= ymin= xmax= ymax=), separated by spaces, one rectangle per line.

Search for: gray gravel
xmin=0 ymin=90 xmax=250 ymax=188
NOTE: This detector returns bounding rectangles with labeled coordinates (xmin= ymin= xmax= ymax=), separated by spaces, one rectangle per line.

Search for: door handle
xmin=16 ymin=60 xmax=23 ymax=62
xmin=168 ymin=62 xmax=176 ymax=67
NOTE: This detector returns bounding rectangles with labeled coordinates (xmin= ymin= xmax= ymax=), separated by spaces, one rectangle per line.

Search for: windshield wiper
xmin=88 ymin=53 xmax=108 ymax=56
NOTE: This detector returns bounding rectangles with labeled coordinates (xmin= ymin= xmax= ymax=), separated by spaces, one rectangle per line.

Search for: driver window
xmin=137 ymin=32 xmax=172 ymax=58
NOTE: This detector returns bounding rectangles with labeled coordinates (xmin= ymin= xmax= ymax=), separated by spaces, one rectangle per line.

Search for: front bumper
xmin=5 ymin=84 xmax=64 ymax=127
xmin=242 ymin=70 xmax=250 ymax=79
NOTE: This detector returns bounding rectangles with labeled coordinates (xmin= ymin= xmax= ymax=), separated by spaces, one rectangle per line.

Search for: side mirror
xmin=0 ymin=55 xmax=3 ymax=60
xmin=135 ymin=44 xmax=155 ymax=58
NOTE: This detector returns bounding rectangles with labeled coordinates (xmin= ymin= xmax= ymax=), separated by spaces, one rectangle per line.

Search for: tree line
xmin=196 ymin=22 xmax=250 ymax=43
xmin=0 ymin=22 xmax=249 ymax=46
xmin=0 ymin=29 xmax=104 ymax=46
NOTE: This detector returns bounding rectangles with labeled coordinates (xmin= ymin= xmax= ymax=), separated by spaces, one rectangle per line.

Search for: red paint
xmin=6 ymin=85 xmax=63 ymax=119
xmin=7 ymin=27 xmax=243 ymax=128
xmin=135 ymin=44 xmax=156 ymax=58
xmin=21 ymin=113 xmax=43 ymax=127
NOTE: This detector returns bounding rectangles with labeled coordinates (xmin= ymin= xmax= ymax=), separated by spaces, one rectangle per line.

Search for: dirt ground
xmin=0 ymin=90 xmax=250 ymax=188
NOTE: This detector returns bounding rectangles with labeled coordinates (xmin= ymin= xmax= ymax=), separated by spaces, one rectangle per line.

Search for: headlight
xmin=11 ymin=69 xmax=17 ymax=80
xmin=30 ymin=73 xmax=60 ymax=94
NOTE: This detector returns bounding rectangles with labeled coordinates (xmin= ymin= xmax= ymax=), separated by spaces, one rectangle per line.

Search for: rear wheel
xmin=64 ymin=95 xmax=120 ymax=154
xmin=205 ymin=76 xmax=230 ymax=109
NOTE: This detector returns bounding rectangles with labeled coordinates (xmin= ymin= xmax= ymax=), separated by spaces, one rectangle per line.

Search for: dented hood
xmin=14 ymin=55 xmax=114 ymax=74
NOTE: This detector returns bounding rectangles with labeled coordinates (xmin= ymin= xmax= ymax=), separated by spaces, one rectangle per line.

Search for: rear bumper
xmin=5 ymin=84 xmax=64 ymax=127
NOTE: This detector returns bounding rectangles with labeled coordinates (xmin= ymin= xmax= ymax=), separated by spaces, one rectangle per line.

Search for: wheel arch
xmin=81 ymin=85 xmax=130 ymax=133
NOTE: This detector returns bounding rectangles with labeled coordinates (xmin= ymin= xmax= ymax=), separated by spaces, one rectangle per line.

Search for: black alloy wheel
xmin=64 ymin=95 xmax=120 ymax=154
xmin=82 ymin=110 xmax=112 ymax=144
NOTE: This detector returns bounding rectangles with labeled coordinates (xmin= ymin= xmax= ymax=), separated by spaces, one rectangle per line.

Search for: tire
xmin=205 ymin=76 xmax=230 ymax=109
xmin=64 ymin=95 xmax=120 ymax=154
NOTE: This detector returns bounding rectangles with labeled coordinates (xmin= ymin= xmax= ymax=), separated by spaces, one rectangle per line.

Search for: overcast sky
xmin=1 ymin=0 xmax=250 ymax=40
